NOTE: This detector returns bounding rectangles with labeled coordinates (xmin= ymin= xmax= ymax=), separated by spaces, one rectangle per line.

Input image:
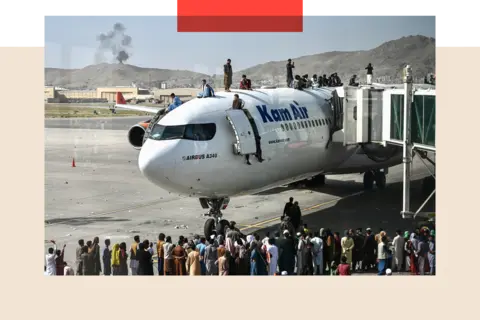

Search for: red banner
xmin=177 ymin=0 xmax=303 ymax=32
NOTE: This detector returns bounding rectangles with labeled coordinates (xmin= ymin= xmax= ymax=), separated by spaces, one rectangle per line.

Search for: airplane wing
xmin=114 ymin=91 xmax=165 ymax=114
xmin=113 ymin=103 xmax=164 ymax=114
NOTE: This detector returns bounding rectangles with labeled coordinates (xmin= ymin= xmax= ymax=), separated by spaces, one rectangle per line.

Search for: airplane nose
xmin=138 ymin=139 xmax=177 ymax=183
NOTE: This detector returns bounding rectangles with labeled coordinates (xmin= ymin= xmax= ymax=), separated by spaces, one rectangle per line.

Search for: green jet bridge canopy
xmin=342 ymin=85 xmax=436 ymax=152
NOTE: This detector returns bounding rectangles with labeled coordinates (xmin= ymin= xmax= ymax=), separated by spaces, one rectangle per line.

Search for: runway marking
xmin=238 ymin=190 xmax=365 ymax=231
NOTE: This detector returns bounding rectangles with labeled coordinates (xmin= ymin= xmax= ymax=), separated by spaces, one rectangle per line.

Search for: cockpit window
xmin=184 ymin=123 xmax=216 ymax=141
xmin=149 ymin=123 xmax=216 ymax=141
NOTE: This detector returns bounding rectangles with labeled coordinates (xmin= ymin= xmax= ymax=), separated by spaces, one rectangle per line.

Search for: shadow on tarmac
xmin=254 ymin=176 xmax=365 ymax=198
xmin=45 ymin=216 xmax=131 ymax=227
xmin=254 ymin=178 xmax=435 ymax=238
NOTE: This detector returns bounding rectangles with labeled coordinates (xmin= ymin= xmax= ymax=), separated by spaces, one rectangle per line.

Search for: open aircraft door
xmin=343 ymin=86 xmax=358 ymax=146
xmin=343 ymin=86 xmax=385 ymax=146
xmin=225 ymin=109 xmax=257 ymax=155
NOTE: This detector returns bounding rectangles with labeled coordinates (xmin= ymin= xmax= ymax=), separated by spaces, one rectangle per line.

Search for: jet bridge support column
xmin=401 ymin=65 xmax=414 ymax=219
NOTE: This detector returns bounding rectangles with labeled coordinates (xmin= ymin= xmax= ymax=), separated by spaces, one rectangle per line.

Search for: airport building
xmin=44 ymin=86 xmax=206 ymax=104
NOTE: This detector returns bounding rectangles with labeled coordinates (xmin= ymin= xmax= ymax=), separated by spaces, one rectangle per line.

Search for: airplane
xmin=113 ymin=87 xmax=403 ymax=239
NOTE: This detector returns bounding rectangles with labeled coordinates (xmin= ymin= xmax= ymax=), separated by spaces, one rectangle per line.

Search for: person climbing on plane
xmin=239 ymin=74 xmax=252 ymax=90
xmin=232 ymin=94 xmax=244 ymax=109
xmin=166 ymin=93 xmax=182 ymax=113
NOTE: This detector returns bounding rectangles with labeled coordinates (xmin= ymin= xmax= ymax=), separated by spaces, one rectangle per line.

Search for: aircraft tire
xmin=313 ymin=174 xmax=326 ymax=186
xmin=375 ymin=172 xmax=386 ymax=189
xmin=216 ymin=219 xmax=230 ymax=236
xmin=363 ymin=171 xmax=374 ymax=190
xmin=204 ymin=218 xmax=216 ymax=239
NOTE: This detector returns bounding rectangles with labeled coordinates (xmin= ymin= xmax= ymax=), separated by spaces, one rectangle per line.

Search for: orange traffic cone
xmin=72 ymin=158 xmax=76 ymax=167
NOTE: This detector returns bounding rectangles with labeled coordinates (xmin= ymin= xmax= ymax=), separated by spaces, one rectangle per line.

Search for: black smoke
xmin=96 ymin=23 xmax=132 ymax=64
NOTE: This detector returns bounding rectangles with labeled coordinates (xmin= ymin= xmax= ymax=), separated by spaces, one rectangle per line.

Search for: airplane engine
xmin=127 ymin=120 xmax=150 ymax=150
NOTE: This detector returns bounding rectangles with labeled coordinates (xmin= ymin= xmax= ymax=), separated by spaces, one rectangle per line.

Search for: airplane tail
xmin=116 ymin=92 xmax=126 ymax=105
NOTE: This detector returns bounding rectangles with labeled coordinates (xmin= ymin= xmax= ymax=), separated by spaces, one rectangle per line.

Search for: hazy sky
xmin=45 ymin=16 xmax=435 ymax=74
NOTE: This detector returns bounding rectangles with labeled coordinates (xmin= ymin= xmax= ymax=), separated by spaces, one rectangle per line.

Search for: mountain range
xmin=45 ymin=35 xmax=435 ymax=89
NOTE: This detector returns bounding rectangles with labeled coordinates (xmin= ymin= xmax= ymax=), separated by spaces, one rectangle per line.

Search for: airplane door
xmin=343 ymin=86 xmax=358 ymax=145
xmin=225 ymin=109 xmax=257 ymax=155
xmin=331 ymin=89 xmax=344 ymax=132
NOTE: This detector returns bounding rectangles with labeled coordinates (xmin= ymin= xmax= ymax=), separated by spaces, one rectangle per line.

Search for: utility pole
xmin=401 ymin=65 xmax=414 ymax=219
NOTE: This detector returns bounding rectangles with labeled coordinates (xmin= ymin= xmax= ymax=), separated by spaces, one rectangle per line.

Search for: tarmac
xmin=44 ymin=116 xmax=435 ymax=274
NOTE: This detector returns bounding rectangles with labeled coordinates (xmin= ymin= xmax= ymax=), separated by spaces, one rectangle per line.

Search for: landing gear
xmin=363 ymin=171 xmax=375 ymax=190
xmin=200 ymin=197 xmax=231 ymax=239
xmin=375 ymin=171 xmax=387 ymax=189
xmin=311 ymin=174 xmax=326 ymax=186
xmin=363 ymin=170 xmax=387 ymax=190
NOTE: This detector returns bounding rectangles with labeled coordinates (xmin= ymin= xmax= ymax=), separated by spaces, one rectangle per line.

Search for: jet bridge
xmin=341 ymin=66 xmax=436 ymax=220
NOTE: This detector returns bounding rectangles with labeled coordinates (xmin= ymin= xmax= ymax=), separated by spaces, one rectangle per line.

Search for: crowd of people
xmin=45 ymin=197 xmax=435 ymax=277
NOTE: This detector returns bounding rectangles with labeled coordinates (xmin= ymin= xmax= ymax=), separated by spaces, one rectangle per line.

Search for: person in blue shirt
xmin=166 ymin=93 xmax=182 ymax=113
xmin=197 ymin=79 xmax=215 ymax=98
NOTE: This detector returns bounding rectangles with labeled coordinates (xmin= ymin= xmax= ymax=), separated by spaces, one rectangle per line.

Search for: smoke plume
xmin=95 ymin=23 xmax=132 ymax=64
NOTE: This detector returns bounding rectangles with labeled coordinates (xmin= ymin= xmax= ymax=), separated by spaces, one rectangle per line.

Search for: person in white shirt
xmin=45 ymin=240 xmax=57 ymax=275
xmin=392 ymin=229 xmax=405 ymax=272
xmin=64 ymin=262 xmax=74 ymax=276
xmin=310 ymin=231 xmax=324 ymax=275
xmin=266 ymin=238 xmax=279 ymax=275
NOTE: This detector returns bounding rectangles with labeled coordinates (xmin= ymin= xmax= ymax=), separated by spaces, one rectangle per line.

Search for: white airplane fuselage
xmin=136 ymin=87 xmax=403 ymax=199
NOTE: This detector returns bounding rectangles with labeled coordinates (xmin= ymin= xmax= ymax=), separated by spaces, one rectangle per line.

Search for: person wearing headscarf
xmin=186 ymin=244 xmax=201 ymax=276
xmin=405 ymin=233 xmax=418 ymax=275
xmin=172 ymin=238 xmax=187 ymax=276
xmin=341 ymin=230 xmax=355 ymax=268
xmin=204 ymin=235 xmax=218 ymax=275
xmin=427 ymin=234 xmax=435 ymax=275
xmin=118 ymin=242 xmax=129 ymax=275
xmin=246 ymin=235 xmax=254 ymax=244
xmin=217 ymin=239 xmax=226 ymax=261
xmin=216 ymin=249 xmax=229 ymax=275
xmin=111 ymin=243 xmax=120 ymax=275
xmin=235 ymin=238 xmax=249 ymax=275
xmin=250 ymin=241 xmax=267 ymax=275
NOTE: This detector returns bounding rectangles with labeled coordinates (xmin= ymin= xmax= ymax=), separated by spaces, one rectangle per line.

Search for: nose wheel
xmin=200 ymin=197 xmax=231 ymax=239
xmin=363 ymin=170 xmax=387 ymax=190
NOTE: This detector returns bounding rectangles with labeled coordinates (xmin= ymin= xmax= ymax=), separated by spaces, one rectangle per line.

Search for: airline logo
xmin=256 ymin=102 xmax=309 ymax=123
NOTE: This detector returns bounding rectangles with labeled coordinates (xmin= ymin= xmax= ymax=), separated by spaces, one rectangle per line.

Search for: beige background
xmin=0 ymin=47 xmax=476 ymax=319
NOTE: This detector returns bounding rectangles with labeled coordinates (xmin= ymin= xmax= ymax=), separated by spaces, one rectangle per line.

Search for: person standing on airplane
xmin=365 ymin=63 xmax=374 ymax=85
xmin=286 ymin=59 xmax=295 ymax=88
xmin=166 ymin=93 xmax=182 ymax=113
xmin=224 ymin=59 xmax=233 ymax=92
